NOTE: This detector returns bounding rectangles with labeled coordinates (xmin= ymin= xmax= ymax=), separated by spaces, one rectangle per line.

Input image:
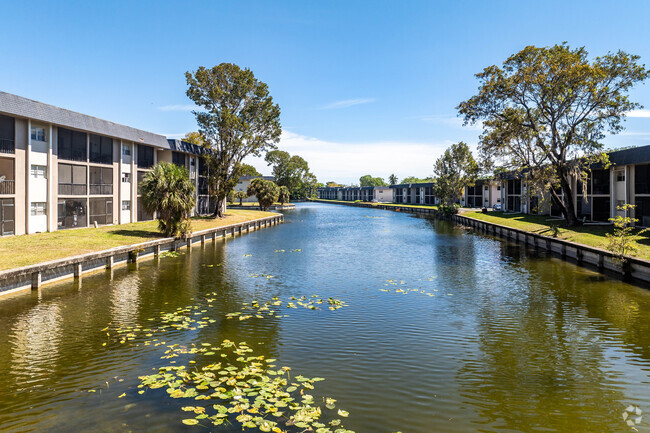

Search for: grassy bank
xmin=0 ymin=209 xmax=274 ymax=271
xmin=462 ymin=210 xmax=650 ymax=260
xmin=315 ymin=199 xmax=438 ymax=210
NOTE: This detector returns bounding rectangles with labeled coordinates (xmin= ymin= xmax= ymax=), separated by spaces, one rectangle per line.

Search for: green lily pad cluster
xmin=138 ymin=340 xmax=354 ymax=433
xmin=225 ymin=295 xmax=348 ymax=321
xmin=274 ymin=249 xmax=302 ymax=253
xmin=250 ymin=273 xmax=275 ymax=279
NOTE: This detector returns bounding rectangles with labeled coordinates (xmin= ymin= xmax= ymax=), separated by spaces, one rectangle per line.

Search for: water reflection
xmin=0 ymin=203 xmax=649 ymax=433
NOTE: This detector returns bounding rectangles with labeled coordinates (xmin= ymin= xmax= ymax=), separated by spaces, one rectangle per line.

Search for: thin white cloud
xmin=319 ymin=98 xmax=375 ymax=110
xmin=243 ymin=130 xmax=453 ymax=185
xmin=157 ymin=104 xmax=199 ymax=112
xmin=625 ymin=109 xmax=650 ymax=118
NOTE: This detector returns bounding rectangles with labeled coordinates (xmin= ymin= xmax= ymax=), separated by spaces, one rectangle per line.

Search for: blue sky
xmin=1 ymin=0 xmax=650 ymax=184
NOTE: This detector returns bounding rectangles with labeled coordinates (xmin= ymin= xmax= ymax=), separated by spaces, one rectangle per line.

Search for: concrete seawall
xmin=453 ymin=214 xmax=650 ymax=284
xmin=0 ymin=213 xmax=284 ymax=297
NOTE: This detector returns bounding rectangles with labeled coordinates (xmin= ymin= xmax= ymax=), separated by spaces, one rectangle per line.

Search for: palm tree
xmin=234 ymin=190 xmax=248 ymax=206
xmin=140 ymin=162 xmax=196 ymax=237
xmin=247 ymin=178 xmax=279 ymax=211
xmin=278 ymin=186 xmax=290 ymax=204
xmin=389 ymin=174 xmax=398 ymax=185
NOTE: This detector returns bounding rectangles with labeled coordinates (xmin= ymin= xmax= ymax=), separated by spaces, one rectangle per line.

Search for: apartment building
xmin=494 ymin=146 xmax=650 ymax=225
xmin=316 ymin=185 xmax=395 ymax=202
xmin=0 ymin=91 xmax=212 ymax=236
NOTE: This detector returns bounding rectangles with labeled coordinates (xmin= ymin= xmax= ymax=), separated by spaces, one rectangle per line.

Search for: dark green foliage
xmin=140 ymin=163 xmax=196 ymax=237
xmin=265 ymin=150 xmax=317 ymax=199
xmin=186 ymin=63 xmax=281 ymax=217
xmin=458 ymin=43 xmax=648 ymax=226
xmin=359 ymin=175 xmax=387 ymax=187
xmin=433 ymin=142 xmax=479 ymax=207
xmin=247 ymin=178 xmax=280 ymax=211
xmin=278 ymin=186 xmax=290 ymax=204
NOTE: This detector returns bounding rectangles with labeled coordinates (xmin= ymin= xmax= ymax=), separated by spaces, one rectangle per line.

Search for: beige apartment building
xmin=0 ymin=91 xmax=211 ymax=236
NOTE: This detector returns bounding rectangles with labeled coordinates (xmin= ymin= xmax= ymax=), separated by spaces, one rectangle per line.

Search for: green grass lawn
xmin=0 ymin=209 xmax=275 ymax=271
xmin=315 ymin=199 xmax=438 ymax=210
xmin=462 ymin=210 xmax=650 ymax=260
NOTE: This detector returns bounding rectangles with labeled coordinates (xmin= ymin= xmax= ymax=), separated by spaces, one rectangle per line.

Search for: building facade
xmin=0 ymin=92 xmax=213 ymax=236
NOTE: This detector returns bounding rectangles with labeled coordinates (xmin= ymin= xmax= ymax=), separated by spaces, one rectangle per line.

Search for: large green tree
xmin=432 ymin=142 xmax=479 ymax=211
xmin=185 ymin=63 xmax=281 ymax=217
xmin=265 ymin=150 xmax=316 ymax=199
xmin=359 ymin=175 xmax=387 ymax=187
xmin=458 ymin=43 xmax=648 ymax=226
xmin=140 ymin=162 xmax=196 ymax=237
xmin=401 ymin=176 xmax=434 ymax=184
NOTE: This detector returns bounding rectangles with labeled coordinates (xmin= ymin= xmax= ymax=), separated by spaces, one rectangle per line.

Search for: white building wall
xmin=374 ymin=187 xmax=393 ymax=202
xmin=120 ymin=142 xmax=132 ymax=223
xmin=28 ymin=123 xmax=49 ymax=233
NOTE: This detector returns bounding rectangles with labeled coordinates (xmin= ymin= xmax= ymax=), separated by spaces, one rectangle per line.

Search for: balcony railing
xmin=0 ymin=180 xmax=14 ymax=195
xmin=59 ymin=183 xmax=87 ymax=195
xmin=0 ymin=139 xmax=15 ymax=154
xmin=89 ymin=184 xmax=113 ymax=195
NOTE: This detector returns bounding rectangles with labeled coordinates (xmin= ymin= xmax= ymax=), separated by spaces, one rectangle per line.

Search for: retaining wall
xmin=453 ymin=214 xmax=650 ymax=284
xmin=0 ymin=214 xmax=284 ymax=296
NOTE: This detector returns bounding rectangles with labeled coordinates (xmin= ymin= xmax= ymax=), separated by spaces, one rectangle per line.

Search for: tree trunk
xmin=558 ymin=171 xmax=579 ymax=227
xmin=239 ymin=198 xmax=243 ymax=206
xmin=213 ymin=197 xmax=226 ymax=218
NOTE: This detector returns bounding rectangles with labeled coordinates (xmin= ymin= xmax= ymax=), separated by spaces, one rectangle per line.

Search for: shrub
xmin=247 ymin=178 xmax=279 ymax=211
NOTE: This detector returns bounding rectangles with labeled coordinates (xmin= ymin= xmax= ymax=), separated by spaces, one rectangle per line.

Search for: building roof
xmin=167 ymin=139 xmax=207 ymax=155
xmin=606 ymin=145 xmax=650 ymax=167
xmin=0 ymin=91 xmax=170 ymax=149
xmin=390 ymin=182 xmax=435 ymax=189
xmin=239 ymin=175 xmax=274 ymax=181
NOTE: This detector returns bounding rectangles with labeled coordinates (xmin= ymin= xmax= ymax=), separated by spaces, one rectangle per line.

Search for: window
xmin=0 ymin=198 xmax=14 ymax=235
xmin=497 ymin=185 xmax=501 ymax=190
xmin=122 ymin=172 xmax=131 ymax=183
xmin=90 ymin=197 xmax=113 ymax=225
xmin=58 ymin=128 xmax=87 ymax=162
xmin=484 ymin=186 xmax=489 ymax=191
xmin=0 ymin=114 xmax=15 ymax=154
xmin=30 ymin=202 xmax=46 ymax=216
xmin=31 ymin=165 xmax=47 ymax=179
xmin=172 ymin=152 xmax=186 ymax=167
xmin=592 ymin=169 xmax=610 ymax=195
xmin=616 ymin=171 xmax=625 ymax=182
xmin=89 ymin=134 xmax=113 ymax=164
xmin=58 ymin=163 xmax=87 ymax=195
xmin=122 ymin=144 xmax=131 ymax=156
xmin=137 ymin=145 xmax=154 ymax=168
xmin=89 ymin=166 xmax=113 ymax=195
xmin=122 ymin=200 xmax=131 ymax=211
xmin=58 ymin=199 xmax=87 ymax=229
xmin=31 ymin=126 xmax=46 ymax=142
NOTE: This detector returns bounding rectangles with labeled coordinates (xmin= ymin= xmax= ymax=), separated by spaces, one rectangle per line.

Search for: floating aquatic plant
xmin=226 ymin=296 xmax=348 ymax=321
xmin=138 ymin=340 xmax=355 ymax=433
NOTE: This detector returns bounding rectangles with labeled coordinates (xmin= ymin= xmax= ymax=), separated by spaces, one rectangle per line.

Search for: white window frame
xmin=122 ymin=200 xmax=131 ymax=211
xmin=30 ymin=126 xmax=46 ymax=142
xmin=122 ymin=145 xmax=131 ymax=156
xmin=30 ymin=164 xmax=47 ymax=179
xmin=122 ymin=172 xmax=131 ymax=183
xmin=30 ymin=202 xmax=47 ymax=216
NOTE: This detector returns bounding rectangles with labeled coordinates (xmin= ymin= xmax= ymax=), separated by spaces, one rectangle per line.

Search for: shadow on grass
xmin=106 ymin=229 xmax=163 ymax=238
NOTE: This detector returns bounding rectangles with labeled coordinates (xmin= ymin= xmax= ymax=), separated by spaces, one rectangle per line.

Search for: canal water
xmin=1 ymin=202 xmax=649 ymax=433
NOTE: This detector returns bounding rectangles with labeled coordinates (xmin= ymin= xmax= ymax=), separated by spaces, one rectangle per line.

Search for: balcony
xmin=59 ymin=183 xmax=87 ymax=195
xmin=89 ymin=184 xmax=113 ymax=195
xmin=0 ymin=179 xmax=14 ymax=194
xmin=0 ymin=139 xmax=15 ymax=154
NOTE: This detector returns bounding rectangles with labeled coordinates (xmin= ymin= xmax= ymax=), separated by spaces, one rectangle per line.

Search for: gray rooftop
xmin=0 ymin=91 xmax=169 ymax=149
